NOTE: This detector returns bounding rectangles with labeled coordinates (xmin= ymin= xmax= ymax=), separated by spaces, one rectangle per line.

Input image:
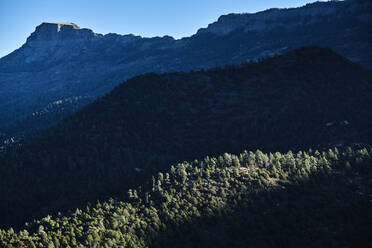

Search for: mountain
xmin=0 ymin=0 xmax=371 ymax=141
xmin=1 ymin=47 xmax=371 ymax=228
xmin=1 ymin=147 xmax=371 ymax=247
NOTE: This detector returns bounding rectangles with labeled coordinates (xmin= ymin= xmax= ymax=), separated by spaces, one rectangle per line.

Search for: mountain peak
xmin=41 ymin=22 xmax=80 ymax=31
xmin=26 ymin=22 xmax=94 ymax=45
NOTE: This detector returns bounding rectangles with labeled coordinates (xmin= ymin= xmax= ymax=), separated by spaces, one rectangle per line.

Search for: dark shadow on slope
xmin=0 ymin=47 xmax=371 ymax=229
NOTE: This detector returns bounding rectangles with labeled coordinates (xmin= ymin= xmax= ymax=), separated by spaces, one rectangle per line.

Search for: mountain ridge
xmin=0 ymin=0 xmax=371 ymax=143
xmin=196 ymin=1 xmax=342 ymax=35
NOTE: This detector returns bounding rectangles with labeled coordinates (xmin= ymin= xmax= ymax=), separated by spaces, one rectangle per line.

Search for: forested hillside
xmin=1 ymin=147 xmax=371 ymax=247
xmin=0 ymin=96 xmax=94 ymax=150
xmin=1 ymin=47 xmax=371 ymax=229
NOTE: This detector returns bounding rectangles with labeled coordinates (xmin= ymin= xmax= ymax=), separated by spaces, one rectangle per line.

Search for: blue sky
xmin=0 ymin=0 xmax=319 ymax=57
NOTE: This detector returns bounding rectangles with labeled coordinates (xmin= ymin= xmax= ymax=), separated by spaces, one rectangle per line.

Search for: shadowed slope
xmin=0 ymin=47 xmax=371 ymax=228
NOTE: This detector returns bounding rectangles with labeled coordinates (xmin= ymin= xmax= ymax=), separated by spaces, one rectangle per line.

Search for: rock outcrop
xmin=26 ymin=22 xmax=93 ymax=44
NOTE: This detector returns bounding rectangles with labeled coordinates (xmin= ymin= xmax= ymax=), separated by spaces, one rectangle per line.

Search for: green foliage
xmin=0 ymin=147 xmax=371 ymax=247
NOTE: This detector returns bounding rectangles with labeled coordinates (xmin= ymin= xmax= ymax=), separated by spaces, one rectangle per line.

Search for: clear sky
xmin=0 ymin=0 xmax=319 ymax=58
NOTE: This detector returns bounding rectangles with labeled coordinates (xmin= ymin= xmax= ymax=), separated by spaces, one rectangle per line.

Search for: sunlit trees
xmin=0 ymin=147 xmax=370 ymax=247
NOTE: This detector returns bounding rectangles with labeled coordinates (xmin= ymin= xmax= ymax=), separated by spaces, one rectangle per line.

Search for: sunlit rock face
xmin=27 ymin=22 xmax=83 ymax=42
xmin=25 ymin=23 xmax=96 ymax=48
xmin=2 ymin=23 xmax=101 ymax=72
xmin=0 ymin=0 xmax=371 ymax=139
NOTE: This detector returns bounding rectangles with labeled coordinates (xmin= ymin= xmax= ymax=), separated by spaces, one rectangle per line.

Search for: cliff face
xmin=197 ymin=2 xmax=339 ymax=35
xmin=0 ymin=0 xmax=371 ymax=140
xmin=1 ymin=23 xmax=100 ymax=71
xmin=27 ymin=22 xmax=83 ymax=42
xmin=197 ymin=0 xmax=372 ymax=35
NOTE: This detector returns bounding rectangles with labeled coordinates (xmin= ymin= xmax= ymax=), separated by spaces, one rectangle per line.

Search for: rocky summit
xmin=26 ymin=22 xmax=90 ymax=44
xmin=0 ymin=0 xmax=371 ymax=142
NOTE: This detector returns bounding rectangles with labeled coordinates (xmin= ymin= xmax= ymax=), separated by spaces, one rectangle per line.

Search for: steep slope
xmin=1 ymin=147 xmax=371 ymax=247
xmin=0 ymin=0 xmax=371 ymax=139
xmin=1 ymin=47 xmax=371 ymax=228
